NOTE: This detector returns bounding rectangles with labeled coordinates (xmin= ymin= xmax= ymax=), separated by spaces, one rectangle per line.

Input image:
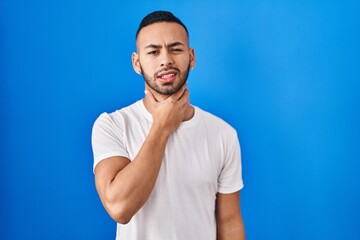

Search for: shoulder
xmin=196 ymin=107 xmax=238 ymax=137
xmin=93 ymin=100 xmax=143 ymax=127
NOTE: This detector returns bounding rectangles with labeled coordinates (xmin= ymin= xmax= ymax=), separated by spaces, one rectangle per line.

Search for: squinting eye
xmin=172 ymin=48 xmax=183 ymax=52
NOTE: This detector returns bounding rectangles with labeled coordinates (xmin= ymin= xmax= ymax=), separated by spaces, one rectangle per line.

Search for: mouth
xmin=157 ymin=71 xmax=178 ymax=83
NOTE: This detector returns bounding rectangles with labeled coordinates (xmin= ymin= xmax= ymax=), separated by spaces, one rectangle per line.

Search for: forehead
xmin=136 ymin=22 xmax=189 ymax=48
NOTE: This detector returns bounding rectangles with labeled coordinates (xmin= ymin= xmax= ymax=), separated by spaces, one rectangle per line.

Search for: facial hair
xmin=140 ymin=63 xmax=191 ymax=95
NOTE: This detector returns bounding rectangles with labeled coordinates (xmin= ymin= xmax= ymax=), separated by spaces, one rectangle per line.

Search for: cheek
xmin=139 ymin=60 xmax=156 ymax=74
xmin=177 ymin=57 xmax=191 ymax=70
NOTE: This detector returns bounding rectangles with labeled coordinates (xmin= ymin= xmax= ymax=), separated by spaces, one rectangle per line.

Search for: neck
xmin=183 ymin=105 xmax=195 ymax=121
xmin=143 ymin=89 xmax=195 ymax=122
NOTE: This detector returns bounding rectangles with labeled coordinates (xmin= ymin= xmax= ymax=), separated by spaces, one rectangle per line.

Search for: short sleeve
xmin=217 ymin=132 xmax=244 ymax=194
xmin=91 ymin=113 xmax=129 ymax=171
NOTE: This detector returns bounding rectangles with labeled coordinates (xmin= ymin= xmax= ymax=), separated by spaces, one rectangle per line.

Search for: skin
xmin=94 ymin=21 xmax=245 ymax=239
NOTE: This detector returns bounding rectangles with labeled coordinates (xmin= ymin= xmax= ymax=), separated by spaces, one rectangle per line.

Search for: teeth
xmin=161 ymin=74 xmax=175 ymax=78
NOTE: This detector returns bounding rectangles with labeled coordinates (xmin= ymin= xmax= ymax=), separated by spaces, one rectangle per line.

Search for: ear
xmin=189 ymin=48 xmax=196 ymax=69
xmin=132 ymin=52 xmax=142 ymax=74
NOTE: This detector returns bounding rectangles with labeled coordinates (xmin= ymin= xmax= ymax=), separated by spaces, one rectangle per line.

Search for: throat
xmin=183 ymin=106 xmax=195 ymax=122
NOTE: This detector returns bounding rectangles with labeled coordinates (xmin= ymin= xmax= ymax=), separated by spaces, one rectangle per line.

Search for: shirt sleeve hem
xmin=217 ymin=181 xmax=244 ymax=194
xmin=93 ymin=151 xmax=129 ymax=173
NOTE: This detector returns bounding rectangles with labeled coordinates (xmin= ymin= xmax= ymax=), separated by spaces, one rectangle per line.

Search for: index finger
xmin=170 ymin=82 xmax=188 ymax=101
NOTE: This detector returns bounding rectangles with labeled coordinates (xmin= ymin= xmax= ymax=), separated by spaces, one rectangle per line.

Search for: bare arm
xmin=216 ymin=191 xmax=246 ymax=240
xmin=94 ymin=85 xmax=190 ymax=224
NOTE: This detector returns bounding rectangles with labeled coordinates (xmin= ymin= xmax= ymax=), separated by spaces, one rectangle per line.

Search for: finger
xmin=177 ymin=89 xmax=190 ymax=106
xmin=178 ymin=88 xmax=189 ymax=100
xmin=170 ymin=82 xmax=188 ymax=101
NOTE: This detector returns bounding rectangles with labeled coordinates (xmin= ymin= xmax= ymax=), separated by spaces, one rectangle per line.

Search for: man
xmin=91 ymin=10 xmax=245 ymax=240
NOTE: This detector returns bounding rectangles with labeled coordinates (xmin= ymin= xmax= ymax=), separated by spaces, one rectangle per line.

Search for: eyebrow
xmin=144 ymin=41 xmax=185 ymax=49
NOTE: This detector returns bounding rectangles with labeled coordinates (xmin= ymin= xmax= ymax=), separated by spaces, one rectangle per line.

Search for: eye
xmin=171 ymin=48 xmax=183 ymax=53
xmin=147 ymin=50 xmax=159 ymax=55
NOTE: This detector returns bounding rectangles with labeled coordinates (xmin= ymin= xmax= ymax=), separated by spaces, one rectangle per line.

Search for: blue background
xmin=1 ymin=0 xmax=359 ymax=239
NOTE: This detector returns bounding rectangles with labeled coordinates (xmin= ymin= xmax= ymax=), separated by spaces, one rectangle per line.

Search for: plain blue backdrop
xmin=1 ymin=0 xmax=359 ymax=239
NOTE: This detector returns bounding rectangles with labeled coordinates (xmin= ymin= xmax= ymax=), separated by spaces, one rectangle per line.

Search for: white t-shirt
xmin=91 ymin=100 xmax=243 ymax=240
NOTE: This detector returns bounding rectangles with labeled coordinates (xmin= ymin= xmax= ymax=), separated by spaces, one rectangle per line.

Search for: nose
xmin=160 ymin=51 xmax=174 ymax=68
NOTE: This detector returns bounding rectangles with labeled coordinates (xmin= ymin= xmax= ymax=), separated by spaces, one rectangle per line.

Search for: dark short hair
xmin=136 ymin=10 xmax=189 ymax=39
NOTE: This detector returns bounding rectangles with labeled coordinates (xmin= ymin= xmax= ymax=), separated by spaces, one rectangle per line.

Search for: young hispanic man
xmin=92 ymin=10 xmax=246 ymax=240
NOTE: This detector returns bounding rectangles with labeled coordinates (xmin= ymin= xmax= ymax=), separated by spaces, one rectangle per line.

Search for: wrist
xmin=149 ymin=123 xmax=172 ymax=141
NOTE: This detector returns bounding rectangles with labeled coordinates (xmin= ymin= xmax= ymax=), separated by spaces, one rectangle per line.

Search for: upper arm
xmin=218 ymin=131 xmax=243 ymax=194
xmin=216 ymin=191 xmax=241 ymax=223
xmin=94 ymin=156 xmax=130 ymax=205
xmin=216 ymin=191 xmax=246 ymax=240
xmin=91 ymin=113 xmax=129 ymax=172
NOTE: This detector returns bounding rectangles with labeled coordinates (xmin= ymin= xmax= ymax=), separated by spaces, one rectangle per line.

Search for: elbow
xmin=103 ymin=196 xmax=134 ymax=224
xmin=115 ymin=209 xmax=133 ymax=225
xmin=111 ymin=209 xmax=133 ymax=225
